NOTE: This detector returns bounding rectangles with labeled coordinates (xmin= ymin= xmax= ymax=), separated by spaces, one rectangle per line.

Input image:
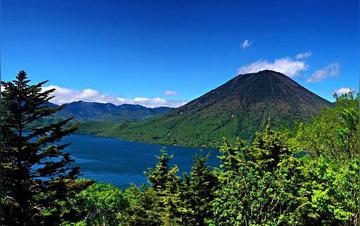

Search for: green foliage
xmin=117 ymin=149 xmax=218 ymax=226
xmin=145 ymin=148 xmax=180 ymax=192
xmin=74 ymin=183 xmax=129 ymax=225
xmin=121 ymin=185 xmax=163 ymax=225
xmin=78 ymin=120 xmax=119 ymax=134
xmin=211 ymin=126 xmax=306 ymax=225
xmin=0 ymin=71 xmax=92 ymax=225
xmin=294 ymin=93 xmax=360 ymax=160
xmin=179 ymin=152 xmax=218 ymax=225
xmin=144 ymin=148 xmax=182 ymax=225
xmin=297 ymin=158 xmax=359 ymax=225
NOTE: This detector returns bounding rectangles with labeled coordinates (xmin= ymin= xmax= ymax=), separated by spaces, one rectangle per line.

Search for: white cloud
xmin=295 ymin=51 xmax=312 ymax=60
xmin=42 ymin=85 xmax=186 ymax=108
xmin=241 ymin=39 xmax=251 ymax=49
xmin=307 ymin=62 xmax=340 ymax=83
xmin=334 ymin=87 xmax=354 ymax=96
xmin=237 ymin=57 xmax=308 ymax=77
xmin=164 ymin=90 xmax=177 ymax=96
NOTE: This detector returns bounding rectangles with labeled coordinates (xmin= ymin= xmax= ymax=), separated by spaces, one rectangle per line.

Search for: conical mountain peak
xmin=111 ymin=70 xmax=333 ymax=147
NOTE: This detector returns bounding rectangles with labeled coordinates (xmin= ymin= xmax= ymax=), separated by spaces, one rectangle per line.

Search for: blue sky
xmin=2 ymin=0 xmax=358 ymax=107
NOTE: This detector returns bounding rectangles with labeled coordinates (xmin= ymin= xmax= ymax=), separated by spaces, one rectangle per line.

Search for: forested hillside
xmin=95 ymin=70 xmax=333 ymax=147
xmin=56 ymin=101 xmax=173 ymax=122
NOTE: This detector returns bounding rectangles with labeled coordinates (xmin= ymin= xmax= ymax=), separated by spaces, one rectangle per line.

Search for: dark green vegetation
xmin=0 ymin=71 xmax=93 ymax=225
xmin=41 ymin=101 xmax=171 ymax=135
xmin=70 ymin=92 xmax=359 ymax=225
xmin=54 ymin=102 xmax=171 ymax=135
xmin=40 ymin=101 xmax=172 ymax=135
xmin=94 ymin=70 xmax=333 ymax=147
xmin=56 ymin=101 xmax=172 ymax=122
xmin=1 ymin=71 xmax=359 ymax=226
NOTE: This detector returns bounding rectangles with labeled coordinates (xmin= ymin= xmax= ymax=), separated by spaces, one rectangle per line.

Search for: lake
xmin=62 ymin=134 xmax=220 ymax=188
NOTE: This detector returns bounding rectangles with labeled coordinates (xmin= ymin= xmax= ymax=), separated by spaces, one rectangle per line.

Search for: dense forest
xmin=1 ymin=72 xmax=359 ymax=225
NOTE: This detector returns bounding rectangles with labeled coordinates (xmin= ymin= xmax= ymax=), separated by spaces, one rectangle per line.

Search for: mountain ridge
xmin=98 ymin=70 xmax=333 ymax=147
xmin=53 ymin=101 xmax=173 ymax=122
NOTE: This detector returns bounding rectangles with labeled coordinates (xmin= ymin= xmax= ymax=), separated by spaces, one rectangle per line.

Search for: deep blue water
xmin=61 ymin=134 xmax=220 ymax=188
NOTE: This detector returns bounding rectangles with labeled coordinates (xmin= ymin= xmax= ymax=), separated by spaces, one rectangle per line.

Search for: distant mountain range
xmin=53 ymin=101 xmax=173 ymax=122
xmin=91 ymin=70 xmax=333 ymax=147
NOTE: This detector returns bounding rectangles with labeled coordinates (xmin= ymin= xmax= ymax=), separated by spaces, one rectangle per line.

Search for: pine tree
xmin=0 ymin=71 xmax=92 ymax=225
xmin=212 ymin=127 xmax=305 ymax=225
xmin=145 ymin=148 xmax=181 ymax=225
xmin=217 ymin=138 xmax=248 ymax=176
xmin=252 ymin=124 xmax=292 ymax=172
xmin=145 ymin=148 xmax=179 ymax=191
xmin=180 ymin=152 xmax=218 ymax=225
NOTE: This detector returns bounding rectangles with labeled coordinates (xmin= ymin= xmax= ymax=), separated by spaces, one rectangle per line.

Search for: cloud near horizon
xmin=42 ymin=85 xmax=187 ymax=108
xmin=334 ymin=87 xmax=354 ymax=96
xmin=237 ymin=57 xmax=308 ymax=77
xmin=307 ymin=62 xmax=340 ymax=83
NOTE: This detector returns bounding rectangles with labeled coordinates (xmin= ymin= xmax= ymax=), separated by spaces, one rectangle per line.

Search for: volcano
xmin=105 ymin=70 xmax=333 ymax=147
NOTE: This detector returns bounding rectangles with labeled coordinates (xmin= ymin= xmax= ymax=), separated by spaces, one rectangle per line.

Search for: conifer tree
xmin=212 ymin=126 xmax=305 ymax=225
xmin=180 ymin=152 xmax=218 ymax=225
xmin=251 ymin=124 xmax=292 ymax=172
xmin=217 ymin=138 xmax=248 ymax=178
xmin=0 ymin=71 xmax=92 ymax=225
xmin=145 ymin=148 xmax=181 ymax=225
xmin=145 ymin=148 xmax=179 ymax=191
